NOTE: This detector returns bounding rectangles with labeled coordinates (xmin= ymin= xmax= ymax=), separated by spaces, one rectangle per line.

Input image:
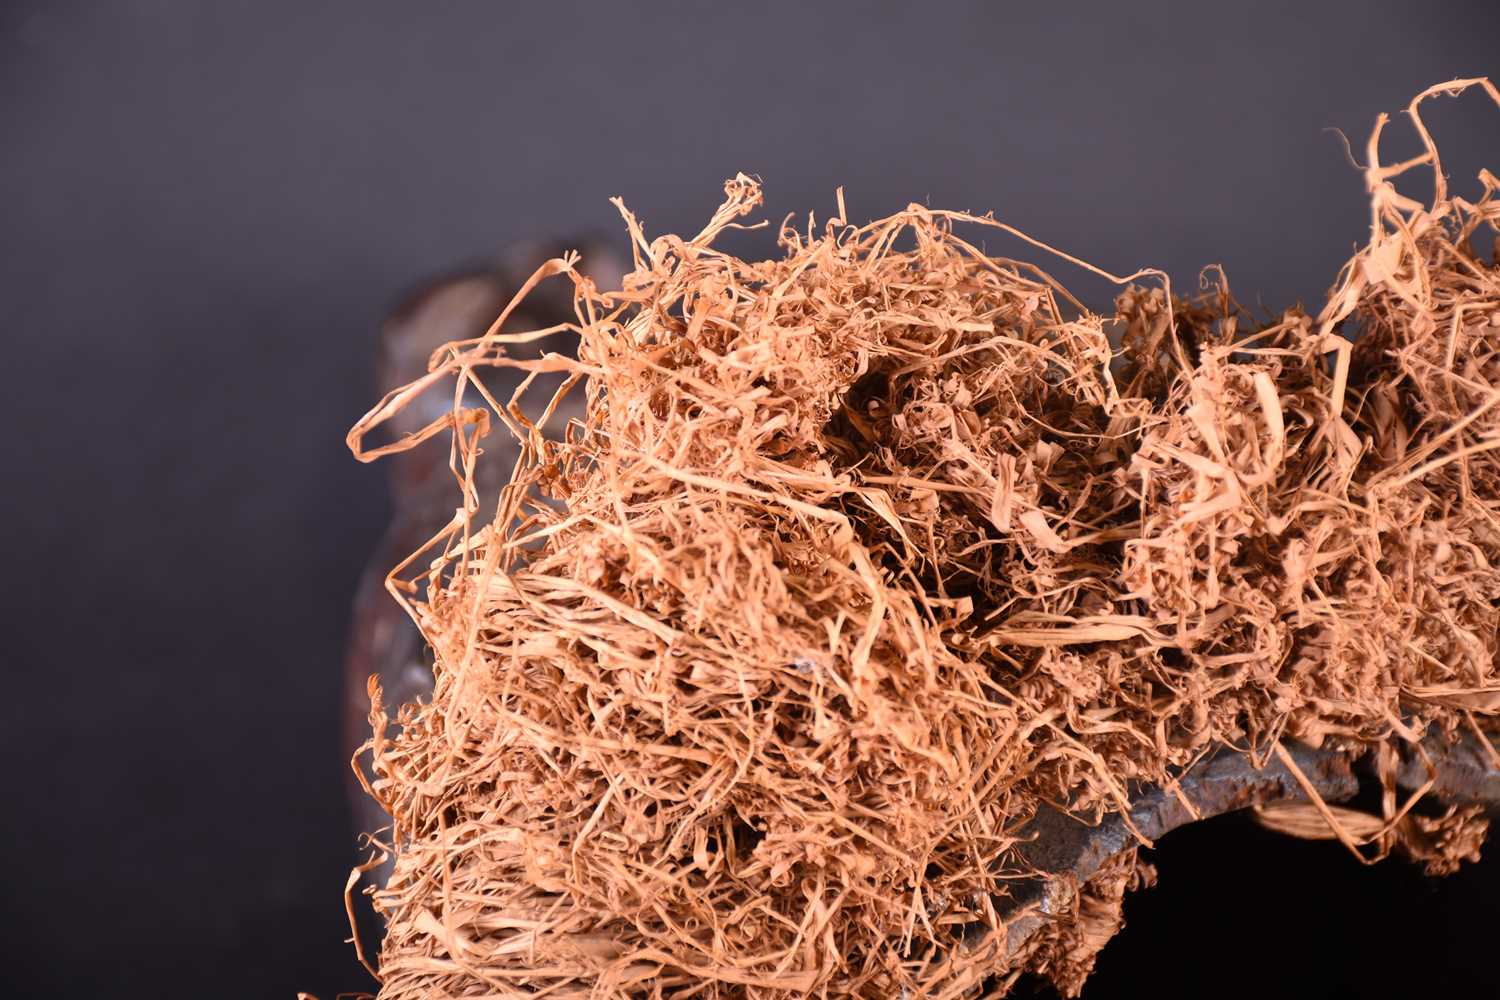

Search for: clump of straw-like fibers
xmin=345 ymin=79 xmax=1499 ymax=999
xmin=1119 ymin=293 xmax=1395 ymax=750
xmin=1331 ymin=80 xmax=1500 ymax=728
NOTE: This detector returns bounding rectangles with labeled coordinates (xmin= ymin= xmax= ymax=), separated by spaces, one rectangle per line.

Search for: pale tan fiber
xmin=339 ymin=81 xmax=1499 ymax=999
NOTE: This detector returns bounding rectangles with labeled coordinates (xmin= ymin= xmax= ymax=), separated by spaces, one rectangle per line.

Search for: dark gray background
xmin=3 ymin=3 xmax=1498 ymax=997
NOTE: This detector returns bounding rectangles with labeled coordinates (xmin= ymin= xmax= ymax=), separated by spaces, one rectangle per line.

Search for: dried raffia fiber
xmin=1332 ymin=79 xmax=1500 ymax=728
xmin=1005 ymin=848 xmax=1156 ymax=998
xmin=342 ymin=80 xmax=1499 ymax=999
xmin=1119 ymin=294 xmax=1392 ymax=750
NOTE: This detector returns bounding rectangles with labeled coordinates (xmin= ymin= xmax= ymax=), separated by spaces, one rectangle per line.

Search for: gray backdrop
xmin=3 ymin=3 xmax=1497 ymax=997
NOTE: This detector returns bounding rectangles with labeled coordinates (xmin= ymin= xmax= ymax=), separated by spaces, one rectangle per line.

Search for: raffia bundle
xmin=344 ymin=79 xmax=1499 ymax=999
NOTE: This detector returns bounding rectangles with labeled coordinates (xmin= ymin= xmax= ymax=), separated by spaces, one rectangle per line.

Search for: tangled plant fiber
xmin=343 ymin=79 xmax=1500 ymax=999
